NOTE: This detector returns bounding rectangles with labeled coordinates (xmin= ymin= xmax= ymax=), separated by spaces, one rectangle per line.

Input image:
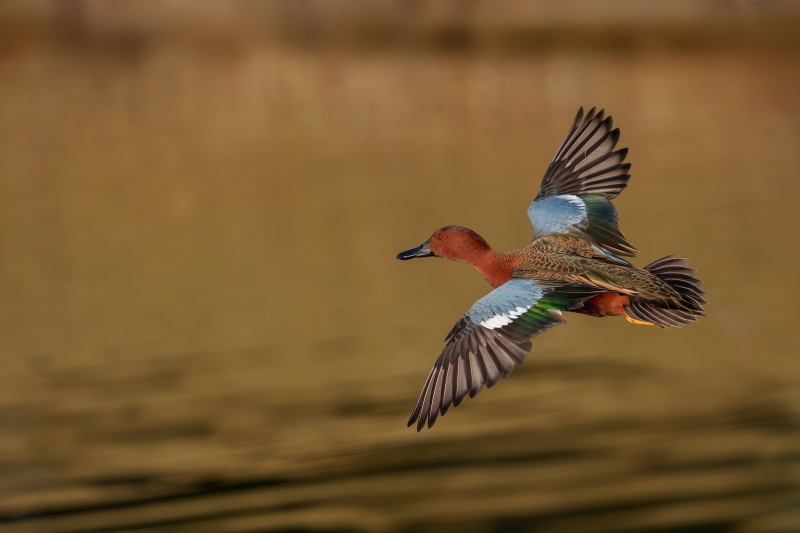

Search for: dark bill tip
xmin=396 ymin=241 xmax=435 ymax=260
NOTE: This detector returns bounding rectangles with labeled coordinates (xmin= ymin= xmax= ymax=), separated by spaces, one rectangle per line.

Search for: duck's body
xmin=397 ymin=108 xmax=706 ymax=431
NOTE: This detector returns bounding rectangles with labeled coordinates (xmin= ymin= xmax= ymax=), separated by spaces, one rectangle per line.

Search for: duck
xmin=396 ymin=107 xmax=706 ymax=431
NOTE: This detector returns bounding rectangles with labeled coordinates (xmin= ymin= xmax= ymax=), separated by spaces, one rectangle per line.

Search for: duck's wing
xmin=407 ymin=279 xmax=602 ymax=431
xmin=536 ymin=107 xmax=631 ymax=201
xmin=527 ymin=107 xmax=637 ymax=257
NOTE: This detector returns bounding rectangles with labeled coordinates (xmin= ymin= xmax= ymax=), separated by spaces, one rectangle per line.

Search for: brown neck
xmin=466 ymin=249 xmax=517 ymax=288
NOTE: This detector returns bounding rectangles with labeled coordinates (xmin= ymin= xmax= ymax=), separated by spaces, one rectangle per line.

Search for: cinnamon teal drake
xmin=397 ymin=107 xmax=706 ymax=431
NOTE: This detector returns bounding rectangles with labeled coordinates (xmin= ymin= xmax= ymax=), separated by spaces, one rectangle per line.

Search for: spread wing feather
xmin=537 ymin=107 xmax=631 ymax=201
xmin=527 ymin=107 xmax=637 ymax=258
xmin=407 ymin=280 xmax=602 ymax=431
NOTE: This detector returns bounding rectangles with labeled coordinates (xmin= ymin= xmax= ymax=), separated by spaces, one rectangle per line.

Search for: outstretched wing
xmin=407 ymin=279 xmax=602 ymax=431
xmin=527 ymin=107 xmax=637 ymax=257
xmin=537 ymin=107 xmax=631 ymax=201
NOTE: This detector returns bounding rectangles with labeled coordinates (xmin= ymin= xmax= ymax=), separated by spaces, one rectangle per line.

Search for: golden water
xmin=0 ymin=43 xmax=798 ymax=532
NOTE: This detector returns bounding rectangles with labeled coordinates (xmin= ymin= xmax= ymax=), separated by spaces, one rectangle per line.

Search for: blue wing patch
xmin=527 ymin=195 xmax=587 ymax=241
xmin=467 ymin=278 xmax=547 ymax=325
xmin=527 ymin=193 xmax=637 ymax=258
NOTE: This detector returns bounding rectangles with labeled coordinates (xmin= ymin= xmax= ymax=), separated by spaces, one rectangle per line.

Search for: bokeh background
xmin=1 ymin=1 xmax=799 ymax=532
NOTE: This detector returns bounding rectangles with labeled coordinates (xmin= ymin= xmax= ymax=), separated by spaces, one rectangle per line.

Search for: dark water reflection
xmin=0 ymin=43 xmax=798 ymax=532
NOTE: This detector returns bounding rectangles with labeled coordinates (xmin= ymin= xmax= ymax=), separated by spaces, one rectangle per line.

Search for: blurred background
xmin=1 ymin=1 xmax=799 ymax=532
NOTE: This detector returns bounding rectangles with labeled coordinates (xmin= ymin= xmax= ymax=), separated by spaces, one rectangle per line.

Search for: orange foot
xmin=624 ymin=313 xmax=660 ymax=327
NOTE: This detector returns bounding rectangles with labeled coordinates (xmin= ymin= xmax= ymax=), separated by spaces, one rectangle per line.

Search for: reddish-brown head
xmin=397 ymin=226 xmax=515 ymax=288
xmin=396 ymin=226 xmax=491 ymax=263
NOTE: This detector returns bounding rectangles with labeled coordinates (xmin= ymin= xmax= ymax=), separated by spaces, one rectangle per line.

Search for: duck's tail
xmin=623 ymin=255 xmax=706 ymax=328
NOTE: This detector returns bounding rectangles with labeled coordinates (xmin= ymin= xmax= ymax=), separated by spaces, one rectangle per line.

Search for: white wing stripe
xmin=479 ymin=305 xmax=531 ymax=330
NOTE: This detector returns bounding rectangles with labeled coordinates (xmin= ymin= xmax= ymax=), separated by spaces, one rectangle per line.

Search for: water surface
xmin=0 ymin=43 xmax=798 ymax=532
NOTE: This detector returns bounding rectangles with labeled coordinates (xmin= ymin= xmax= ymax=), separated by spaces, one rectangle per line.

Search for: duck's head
xmin=396 ymin=226 xmax=491 ymax=263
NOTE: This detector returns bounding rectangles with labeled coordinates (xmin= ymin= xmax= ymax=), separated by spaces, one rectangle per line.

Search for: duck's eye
xmin=439 ymin=234 xmax=447 ymax=241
